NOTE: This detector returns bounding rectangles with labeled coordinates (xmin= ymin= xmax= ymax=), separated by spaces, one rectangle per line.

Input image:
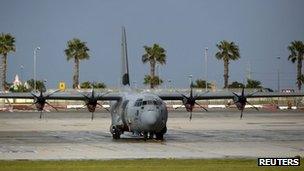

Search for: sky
xmin=0 ymin=0 xmax=304 ymax=90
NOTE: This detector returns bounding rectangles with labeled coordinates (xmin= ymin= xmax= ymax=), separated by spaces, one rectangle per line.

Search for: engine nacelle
xmin=233 ymin=96 xmax=246 ymax=110
xmin=183 ymin=98 xmax=195 ymax=112
xmin=34 ymin=97 xmax=46 ymax=111
xmin=85 ymin=99 xmax=97 ymax=113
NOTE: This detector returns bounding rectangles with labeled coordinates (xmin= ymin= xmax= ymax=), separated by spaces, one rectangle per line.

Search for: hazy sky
xmin=1 ymin=0 xmax=304 ymax=89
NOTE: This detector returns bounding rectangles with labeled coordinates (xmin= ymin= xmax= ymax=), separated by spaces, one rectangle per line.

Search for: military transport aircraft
xmin=0 ymin=27 xmax=303 ymax=140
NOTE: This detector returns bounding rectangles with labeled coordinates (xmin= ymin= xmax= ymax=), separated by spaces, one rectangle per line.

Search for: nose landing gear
xmin=155 ymin=126 xmax=167 ymax=140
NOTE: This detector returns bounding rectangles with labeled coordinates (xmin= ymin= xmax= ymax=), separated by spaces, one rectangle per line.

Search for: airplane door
xmin=133 ymin=99 xmax=143 ymax=125
xmin=121 ymin=100 xmax=129 ymax=125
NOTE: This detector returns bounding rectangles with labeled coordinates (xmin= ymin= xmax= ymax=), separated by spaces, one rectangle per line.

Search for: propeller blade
xmin=77 ymin=90 xmax=91 ymax=99
xmin=194 ymin=102 xmax=208 ymax=112
xmin=241 ymin=87 xmax=245 ymax=96
xmin=174 ymin=89 xmax=189 ymax=100
xmin=91 ymin=112 xmax=94 ymax=121
xmin=232 ymin=92 xmax=240 ymax=98
xmin=240 ymin=109 xmax=244 ymax=119
xmin=30 ymin=92 xmax=38 ymax=99
xmin=81 ymin=92 xmax=90 ymax=99
xmin=45 ymin=102 xmax=58 ymax=112
xmin=32 ymin=100 xmax=39 ymax=104
xmin=46 ymin=89 xmax=61 ymax=98
xmin=194 ymin=90 xmax=209 ymax=100
xmin=247 ymin=89 xmax=261 ymax=97
xmin=96 ymin=91 xmax=110 ymax=99
xmin=246 ymin=101 xmax=259 ymax=111
xmin=39 ymin=111 xmax=43 ymax=119
xmin=97 ymin=103 xmax=110 ymax=112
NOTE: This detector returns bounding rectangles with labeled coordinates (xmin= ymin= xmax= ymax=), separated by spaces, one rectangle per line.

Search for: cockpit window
xmin=135 ymin=99 xmax=162 ymax=106
xmin=134 ymin=99 xmax=143 ymax=107
xmin=142 ymin=100 xmax=158 ymax=105
xmin=156 ymin=100 xmax=162 ymax=105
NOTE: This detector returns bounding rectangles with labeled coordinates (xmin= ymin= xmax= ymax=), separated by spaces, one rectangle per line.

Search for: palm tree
xmin=143 ymin=75 xmax=163 ymax=87
xmin=215 ymin=40 xmax=240 ymax=88
xmin=192 ymin=79 xmax=211 ymax=89
xmin=64 ymin=38 xmax=90 ymax=89
xmin=0 ymin=33 xmax=16 ymax=90
xmin=26 ymin=79 xmax=46 ymax=92
xmin=142 ymin=44 xmax=166 ymax=88
xmin=287 ymin=41 xmax=304 ymax=90
xmin=228 ymin=81 xmax=244 ymax=88
xmin=246 ymin=79 xmax=262 ymax=88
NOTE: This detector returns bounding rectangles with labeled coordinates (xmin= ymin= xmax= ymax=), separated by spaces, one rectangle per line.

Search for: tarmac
xmin=0 ymin=109 xmax=303 ymax=160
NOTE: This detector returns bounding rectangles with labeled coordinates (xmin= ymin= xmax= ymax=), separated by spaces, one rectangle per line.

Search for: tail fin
xmin=121 ymin=26 xmax=130 ymax=86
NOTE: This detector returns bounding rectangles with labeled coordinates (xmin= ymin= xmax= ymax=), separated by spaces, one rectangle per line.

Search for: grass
xmin=0 ymin=158 xmax=302 ymax=171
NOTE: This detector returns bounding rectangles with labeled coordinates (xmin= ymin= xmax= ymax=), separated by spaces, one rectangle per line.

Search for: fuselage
xmin=109 ymin=91 xmax=168 ymax=137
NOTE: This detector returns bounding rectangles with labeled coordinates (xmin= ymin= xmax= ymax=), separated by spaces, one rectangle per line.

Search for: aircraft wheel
xmin=111 ymin=126 xmax=121 ymax=139
xmin=112 ymin=133 xmax=120 ymax=139
xmin=155 ymin=133 xmax=164 ymax=140
xmin=155 ymin=126 xmax=166 ymax=140
xmin=143 ymin=132 xmax=148 ymax=141
xmin=148 ymin=132 xmax=154 ymax=139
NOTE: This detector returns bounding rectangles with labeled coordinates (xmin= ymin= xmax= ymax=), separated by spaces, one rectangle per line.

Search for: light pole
xmin=276 ymin=57 xmax=281 ymax=108
xmin=277 ymin=57 xmax=280 ymax=92
xmin=34 ymin=47 xmax=40 ymax=92
xmin=188 ymin=75 xmax=193 ymax=87
xmin=44 ymin=79 xmax=47 ymax=90
xmin=204 ymin=47 xmax=208 ymax=91
xmin=20 ymin=65 xmax=24 ymax=82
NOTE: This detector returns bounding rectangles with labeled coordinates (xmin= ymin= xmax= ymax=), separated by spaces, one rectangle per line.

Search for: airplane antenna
xmin=121 ymin=26 xmax=130 ymax=86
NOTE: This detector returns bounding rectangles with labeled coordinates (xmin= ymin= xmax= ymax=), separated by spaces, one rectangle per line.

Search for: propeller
xmin=232 ymin=87 xmax=260 ymax=119
xmin=79 ymin=88 xmax=110 ymax=120
xmin=31 ymin=89 xmax=60 ymax=119
xmin=176 ymin=81 xmax=208 ymax=121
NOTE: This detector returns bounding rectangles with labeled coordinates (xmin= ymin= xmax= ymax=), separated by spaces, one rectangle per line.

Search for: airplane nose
xmin=141 ymin=110 xmax=159 ymax=126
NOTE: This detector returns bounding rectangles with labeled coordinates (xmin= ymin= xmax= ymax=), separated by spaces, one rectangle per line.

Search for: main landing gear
xmin=143 ymin=126 xmax=167 ymax=141
xmin=111 ymin=125 xmax=121 ymax=139
xmin=111 ymin=126 xmax=167 ymax=141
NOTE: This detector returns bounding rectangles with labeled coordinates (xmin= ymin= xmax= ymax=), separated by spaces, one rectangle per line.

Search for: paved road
xmin=0 ymin=110 xmax=303 ymax=160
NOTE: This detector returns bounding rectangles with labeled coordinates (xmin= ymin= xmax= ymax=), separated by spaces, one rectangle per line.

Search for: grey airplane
xmin=1 ymin=27 xmax=304 ymax=140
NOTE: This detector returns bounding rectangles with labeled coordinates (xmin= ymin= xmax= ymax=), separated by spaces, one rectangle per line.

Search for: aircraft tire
xmin=155 ymin=133 xmax=163 ymax=140
xmin=112 ymin=126 xmax=121 ymax=139
xmin=155 ymin=126 xmax=166 ymax=140
xmin=112 ymin=132 xmax=120 ymax=139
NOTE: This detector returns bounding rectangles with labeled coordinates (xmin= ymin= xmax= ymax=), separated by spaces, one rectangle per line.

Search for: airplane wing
xmin=0 ymin=91 xmax=122 ymax=101
xmin=48 ymin=92 xmax=122 ymax=101
xmin=156 ymin=89 xmax=304 ymax=120
xmin=0 ymin=90 xmax=122 ymax=120
xmin=157 ymin=91 xmax=304 ymax=100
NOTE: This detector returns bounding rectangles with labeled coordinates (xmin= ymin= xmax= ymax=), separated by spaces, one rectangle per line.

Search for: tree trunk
xmin=296 ymin=58 xmax=302 ymax=91
xmin=73 ymin=58 xmax=79 ymax=89
xmin=0 ymin=56 xmax=4 ymax=91
xmin=150 ymin=60 xmax=156 ymax=89
xmin=3 ymin=54 xmax=7 ymax=89
xmin=223 ymin=59 xmax=229 ymax=88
